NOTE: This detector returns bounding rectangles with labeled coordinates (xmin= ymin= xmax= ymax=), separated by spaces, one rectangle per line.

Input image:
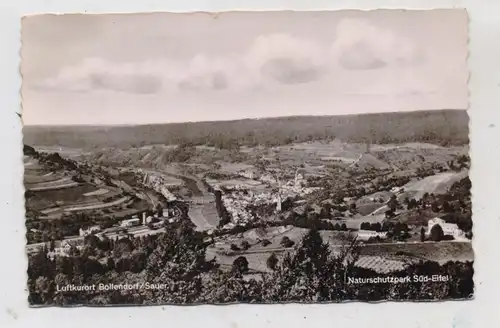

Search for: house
xmin=239 ymin=169 xmax=258 ymax=180
xmin=120 ymin=218 xmax=141 ymax=227
xmin=293 ymin=205 xmax=307 ymax=216
xmin=79 ymin=225 xmax=101 ymax=237
xmin=357 ymin=230 xmax=388 ymax=241
xmin=427 ymin=217 xmax=463 ymax=237
xmin=391 ymin=186 xmax=405 ymax=194
xmin=149 ymin=221 xmax=164 ymax=230
xmin=50 ymin=241 xmax=83 ymax=257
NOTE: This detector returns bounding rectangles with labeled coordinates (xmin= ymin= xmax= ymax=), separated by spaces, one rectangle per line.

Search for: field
xmin=208 ymin=236 xmax=473 ymax=274
xmin=23 ymin=154 xmax=150 ymax=220
xmin=357 ymin=241 xmax=474 ymax=263
xmin=403 ymin=171 xmax=469 ymax=199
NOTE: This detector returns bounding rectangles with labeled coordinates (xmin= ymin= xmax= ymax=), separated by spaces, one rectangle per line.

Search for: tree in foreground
xmin=429 ymin=224 xmax=444 ymax=242
xmin=261 ymin=229 xmax=360 ymax=302
xmin=280 ymin=236 xmax=295 ymax=248
xmin=420 ymin=227 xmax=426 ymax=242
xmin=266 ymin=253 xmax=278 ymax=271
xmin=232 ymin=256 xmax=249 ymax=274
xmin=144 ymin=219 xmax=215 ymax=304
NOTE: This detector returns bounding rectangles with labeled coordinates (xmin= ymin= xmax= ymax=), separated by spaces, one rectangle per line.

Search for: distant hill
xmin=23 ymin=109 xmax=469 ymax=150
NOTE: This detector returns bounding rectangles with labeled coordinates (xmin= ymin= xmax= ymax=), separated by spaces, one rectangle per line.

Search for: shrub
xmin=261 ymin=239 xmax=271 ymax=247
xmin=240 ymin=240 xmax=251 ymax=250
xmin=266 ymin=253 xmax=279 ymax=271
xmin=232 ymin=256 xmax=249 ymax=274
xmin=280 ymin=236 xmax=295 ymax=248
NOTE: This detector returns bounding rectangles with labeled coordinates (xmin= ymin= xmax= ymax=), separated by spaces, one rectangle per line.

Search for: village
xmin=24 ymin=136 xmax=472 ymax=272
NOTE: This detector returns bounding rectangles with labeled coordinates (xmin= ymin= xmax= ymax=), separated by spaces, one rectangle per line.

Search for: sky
xmin=21 ymin=10 xmax=469 ymax=125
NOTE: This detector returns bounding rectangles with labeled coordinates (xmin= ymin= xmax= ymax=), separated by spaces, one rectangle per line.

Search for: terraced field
xmin=62 ymin=196 xmax=130 ymax=212
xmin=25 ymin=177 xmax=80 ymax=191
xmin=357 ymin=241 xmax=474 ymax=263
xmin=23 ymin=154 xmax=145 ymax=219
xmin=26 ymin=184 xmax=98 ymax=211
xmin=352 ymin=256 xmax=408 ymax=274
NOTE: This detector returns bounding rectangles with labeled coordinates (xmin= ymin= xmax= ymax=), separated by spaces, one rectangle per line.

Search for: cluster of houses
xmin=46 ymin=240 xmax=84 ymax=259
xmin=356 ymin=217 xmax=464 ymax=242
xmin=79 ymin=208 xmax=179 ymax=237
xmin=31 ymin=207 xmax=181 ymax=259
xmin=211 ymin=169 xmax=321 ymax=228
xmin=356 ymin=230 xmax=389 ymax=241
xmin=142 ymin=172 xmax=179 ymax=202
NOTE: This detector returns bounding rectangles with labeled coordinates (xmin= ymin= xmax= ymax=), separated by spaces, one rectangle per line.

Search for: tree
xmin=388 ymin=195 xmax=398 ymax=212
xmin=442 ymin=201 xmax=452 ymax=213
xmin=240 ymin=240 xmax=251 ymax=250
xmin=371 ymin=222 xmax=382 ymax=232
xmin=465 ymin=231 xmax=473 ymax=240
xmin=349 ymin=203 xmax=357 ymax=213
xmin=155 ymin=203 xmax=163 ymax=217
xmin=261 ymin=239 xmax=271 ymax=247
xmin=408 ymin=198 xmax=418 ymax=210
xmin=266 ymin=253 xmax=279 ymax=271
xmin=429 ymin=224 xmax=444 ymax=242
xmin=280 ymin=236 xmax=295 ymax=248
xmin=34 ymin=276 xmax=54 ymax=305
xmin=420 ymin=227 xmax=426 ymax=242
xmin=232 ymin=256 xmax=249 ymax=274
xmin=145 ymin=220 xmax=215 ymax=303
xmin=431 ymin=201 xmax=440 ymax=212
xmin=49 ymin=240 xmax=56 ymax=252
xmin=403 ymin=197 xmax=410 ymax=208
xmin=360 ymin=222 xmax=370 ymax=230
xmin=261 ymin=228 xmax=360 ymax=302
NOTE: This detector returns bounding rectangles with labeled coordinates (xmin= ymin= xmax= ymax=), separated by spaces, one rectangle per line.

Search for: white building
xmin=120 ymin=218 xmax=141 ymax=227
xmin=295 ymin=169 xmax=306 ymax=187
xmin=49 ymin=241 xmax=83 ymax=258
xmin=357 ymin=230 xmax=388 ymax=241
xmin=276 ymin=193 xmax=282 ymax=212
xmin=79 ymin=225 xmax=101 ymax=237
xmin=239 ymin=169 xmax=257 ymax=180
xmin=427 ymin=217 xmax=463 ymax=237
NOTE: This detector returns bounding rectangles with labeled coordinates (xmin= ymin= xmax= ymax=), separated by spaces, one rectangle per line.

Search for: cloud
xmin=40 ymin=58 xmax=164 ymax=94
xmin=332 ymin=19 xmax=421 ymax=70
xmin=31 ymin=20 xmax=422 ymax=94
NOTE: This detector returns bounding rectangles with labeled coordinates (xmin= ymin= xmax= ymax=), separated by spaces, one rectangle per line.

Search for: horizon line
xmin=22 ymin=108 xmax=467 ymax=128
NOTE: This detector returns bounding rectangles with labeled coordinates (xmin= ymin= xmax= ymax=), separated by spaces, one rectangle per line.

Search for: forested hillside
xmin=23 ymin=110 xmax=469 ymax=149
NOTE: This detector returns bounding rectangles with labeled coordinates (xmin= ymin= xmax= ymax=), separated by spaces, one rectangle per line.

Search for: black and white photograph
xmin=21 ymin=9 xmax=473 ymax=306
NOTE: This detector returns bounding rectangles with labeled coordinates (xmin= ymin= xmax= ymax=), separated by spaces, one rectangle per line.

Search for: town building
xmin=48 ymin=240 xmax=84 ymax=259
xmin=357 ymin=230 xmax=388 ymax=241
xmin=120 ymin=218 xmax=141 ymax=227
xmin=427 ymin=217 xmax=464 ymax=237
xmin=79 ymin=225 xmax=101 ymax=237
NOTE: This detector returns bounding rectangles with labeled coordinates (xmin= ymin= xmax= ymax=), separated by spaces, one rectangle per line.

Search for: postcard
xmin=21 ymin=9 xmax=472 ymax=306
